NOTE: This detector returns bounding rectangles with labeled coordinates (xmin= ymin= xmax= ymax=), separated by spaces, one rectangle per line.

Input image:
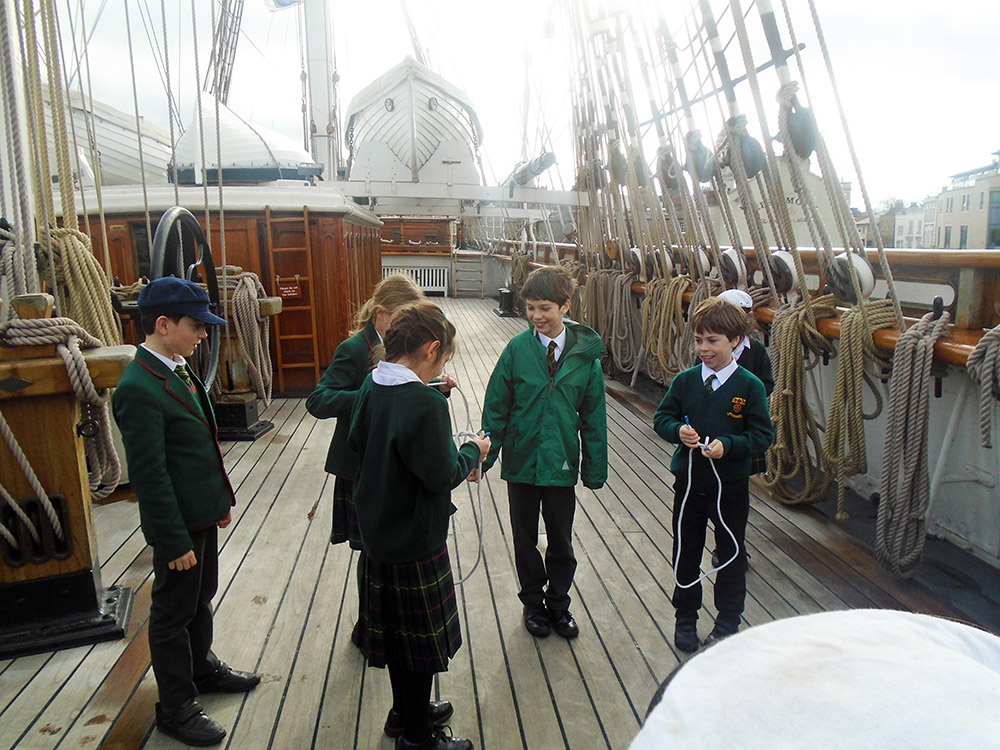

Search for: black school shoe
xmin=548 ymin=608 xmax=580 ymax=639
xmin=674 ymin=620 xmax=699 ymax=653
xmin=523 ymin=604 xmax=551 ymax=637
xmin=704 ymin=616 xmax=740 ymax=645
xmin=155 ymin=698 xmax=226 ymax=746
xmin=396 ymin=725 xmax=474 ymax=750
xmin=384 ymin=700 xmax=455 ymax=738
xmin=195 ymin=662 xmax=262 ymax=694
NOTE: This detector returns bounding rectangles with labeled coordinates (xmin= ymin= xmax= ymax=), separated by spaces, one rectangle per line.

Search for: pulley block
xmin=686 ymin=138 xmax=716 ymax=183
xmin=786 ymin=103 xmax=818 ymax=160
xmin=769 ymin=250 xmax=798 ymax=294
xmin=827 ymin=251 xmax=876 ymax=304
xmin=720 ymin=248 xmax=747 ymax=288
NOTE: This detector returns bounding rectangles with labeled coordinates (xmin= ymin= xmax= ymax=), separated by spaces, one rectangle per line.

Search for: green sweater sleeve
xmin=306 ymin=335 xmax=367 ymax=419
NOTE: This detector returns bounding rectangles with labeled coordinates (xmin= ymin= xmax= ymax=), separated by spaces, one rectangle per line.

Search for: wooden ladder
xmin=452 ymin=250 xmax=484 ymax=298
xmin=265 ymin=206 xmax=321 ymax=393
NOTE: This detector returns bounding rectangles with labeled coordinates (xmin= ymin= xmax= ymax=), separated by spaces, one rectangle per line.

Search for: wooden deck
xmin=0 ymin=297 xmax=986 ymax=750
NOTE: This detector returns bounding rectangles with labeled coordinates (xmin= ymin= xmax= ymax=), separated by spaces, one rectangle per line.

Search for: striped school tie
xmin=175 ymin=364 xmax=197 ymax=394
xmin=547 ymin=340 xmax=558 ymax=375
xmin=705 ymin=374 xmax=715 ymax=392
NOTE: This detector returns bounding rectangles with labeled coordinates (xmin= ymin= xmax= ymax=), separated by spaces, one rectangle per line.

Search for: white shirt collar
xmin=701 ymin=356 xmax=740 ymax=390
xmin=733 ymin=335 xmax=750 ymax=361
xmin=141 ymin=342 xmax=186 ymax=371
xmin=372 ymin=360 xmax=423 ymax=386
xmin=537 ymin=327 xmax=568 ymax=360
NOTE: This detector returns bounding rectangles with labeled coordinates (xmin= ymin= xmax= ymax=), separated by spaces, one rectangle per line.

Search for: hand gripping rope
xmin=440 ymin=383 xmax=489 ymax=585
xmin=673 ymin=416 xmax=739 ymax=590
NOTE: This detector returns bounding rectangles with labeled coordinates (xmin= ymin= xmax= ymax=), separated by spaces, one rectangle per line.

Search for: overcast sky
xmin=68 ymin=0 xmax=1000 ymax=207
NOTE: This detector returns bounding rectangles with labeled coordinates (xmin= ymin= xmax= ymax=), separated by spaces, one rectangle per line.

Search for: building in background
xmin=935 ymin=153 xmax=1000 ymax=249
xmin=894 ymin=202 xmax=925 ymax=248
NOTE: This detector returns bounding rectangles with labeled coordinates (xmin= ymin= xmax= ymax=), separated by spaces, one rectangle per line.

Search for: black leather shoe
xmin=384 ymin=700 xmax=455 ymax=738
xmin=396 ymin=725 xmax=474 ymax=750
xmin=674 ymin=620 xmax=699 ymax=653
xmin=156 ymin=699 xmax=226 ymax=746
xmin=195 ymin=662 xmax=261 ymax=694
xmin=523 ymin=604 xmax=550 ymax=637
xmin=704 ymin=616 xmax=740 ymax=645
xmin=549 ymin=609 xmax=579 ymax=639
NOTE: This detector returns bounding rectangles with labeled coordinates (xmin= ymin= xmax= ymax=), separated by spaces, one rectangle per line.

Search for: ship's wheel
xmin=149 ymin=206 xmax=222 ymax=390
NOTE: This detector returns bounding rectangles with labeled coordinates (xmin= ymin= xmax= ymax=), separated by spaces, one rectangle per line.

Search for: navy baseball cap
xmin=137 ymin=277 xmax=226 ymax=325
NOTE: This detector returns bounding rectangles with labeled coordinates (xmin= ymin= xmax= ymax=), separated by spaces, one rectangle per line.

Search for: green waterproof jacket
xmin=481 ymin=320 xmax=608 ymax=488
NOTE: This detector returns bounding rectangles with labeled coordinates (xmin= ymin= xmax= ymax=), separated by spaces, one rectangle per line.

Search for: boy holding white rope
xmin=653 ymin=296 xmax=773 ymax=654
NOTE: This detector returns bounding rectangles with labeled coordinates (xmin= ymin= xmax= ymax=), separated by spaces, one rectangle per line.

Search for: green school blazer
xmin=112 ymin=346 xmax=235 ymax=562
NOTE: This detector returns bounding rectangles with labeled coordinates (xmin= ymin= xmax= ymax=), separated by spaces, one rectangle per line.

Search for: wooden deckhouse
xmin=82 ymin=183 xmax=381 ymax=395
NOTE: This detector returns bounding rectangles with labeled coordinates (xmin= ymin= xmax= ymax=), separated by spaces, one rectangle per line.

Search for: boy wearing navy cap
xmin=112 ymin=277 xmax=260 ymax=746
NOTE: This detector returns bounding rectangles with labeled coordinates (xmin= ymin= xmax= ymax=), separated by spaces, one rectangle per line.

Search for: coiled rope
xmin=876 ymin=311 xmax=951 ymax=577
xmin=0 ymin=315 xmax=116 ymax=548
xmin=765 ymin=293 xmax=837 ymax=505
xmin=211 ymin=272 xmax=273 ymax=407
xmin=822 ymin=298 xmax=896 ymax=518
xmin=965 ymin=325 xmax=1000 ymax=449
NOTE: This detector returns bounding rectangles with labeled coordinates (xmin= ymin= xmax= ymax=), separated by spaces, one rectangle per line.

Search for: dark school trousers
xmin=670 ymin=475 xmax=749 ymax=623
xmin=149 ymin=525 xmax=222 ymax=709
xmin=508 ymin=482 xmax=577 ymax=612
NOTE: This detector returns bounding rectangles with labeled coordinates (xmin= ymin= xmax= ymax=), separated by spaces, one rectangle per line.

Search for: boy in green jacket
xmin=113 ymin=278 xmax=260 ymax=746
xmin=653 ymin=296 xmax=774 ymax=654
xmin=481 ymin=266 xmax=607 ymax=639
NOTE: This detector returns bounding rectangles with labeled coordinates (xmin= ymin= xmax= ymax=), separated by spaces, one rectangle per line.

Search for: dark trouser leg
xmin=711 ymin=478 xmax=749 ymax=625
xmin=538 ymin=486 xmax=577 ymax=612
xmin=389 ymin=663 xmax=433 ymax=744
xmin=150 ymin=526 xmax=219 ymax=708
xmin=670 ymin=476 xmax=709 ymax=622
xmin=508 ymin=482 xmax=545 ymax=607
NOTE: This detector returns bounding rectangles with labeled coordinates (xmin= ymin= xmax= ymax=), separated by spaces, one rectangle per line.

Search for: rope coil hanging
xmin=965 ymin=325 xmax=1000 ymax=449
xmin=876 ymin=311 xmax=951 ymax=577
xmin=211 ymin=272 xmax=273 ymax=407
xmin=821 ymin=298 xmax=896 ymax=519
xmin=765 ymin=293 xmax=837 ymax=505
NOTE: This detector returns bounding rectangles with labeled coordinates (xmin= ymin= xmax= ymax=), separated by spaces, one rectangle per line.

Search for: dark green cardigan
xmin=653 ymin=365 xmax=774 ymax=485
xmin=348 ymin=376 xmax=480 ymax=563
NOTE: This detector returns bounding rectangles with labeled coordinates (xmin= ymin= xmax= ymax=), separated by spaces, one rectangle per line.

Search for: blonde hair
xmin=353 ymin=273 xmax=424 ymax=333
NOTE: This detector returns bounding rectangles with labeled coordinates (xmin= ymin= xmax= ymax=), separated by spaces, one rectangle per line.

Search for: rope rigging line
xmin=66 ymin=0 xmax=113 ymax=280
xmin=876 ymin=311 xmax=951 ymax=577
xmin=123 ymin=0 xmax=154 ymax=248
xmin=0 ymin=0 xmax=38 ymax=297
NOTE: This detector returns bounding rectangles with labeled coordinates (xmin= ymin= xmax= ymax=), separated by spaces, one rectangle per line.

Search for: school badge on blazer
xmin=728 ymin=397 xmax=746 ymax=419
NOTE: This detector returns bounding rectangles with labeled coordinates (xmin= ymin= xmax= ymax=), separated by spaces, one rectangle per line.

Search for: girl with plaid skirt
xmin=348 ymin=301 xmax=490 ymax=750
xmin=306 ymin=274 xmax=424 ymax=646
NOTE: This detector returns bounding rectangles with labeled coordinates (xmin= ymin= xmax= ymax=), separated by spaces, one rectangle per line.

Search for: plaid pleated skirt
xmin=357 ymin=544 xmax=462 ymax=673
xmin=330 ymin=476 xmax=363 ymax=550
